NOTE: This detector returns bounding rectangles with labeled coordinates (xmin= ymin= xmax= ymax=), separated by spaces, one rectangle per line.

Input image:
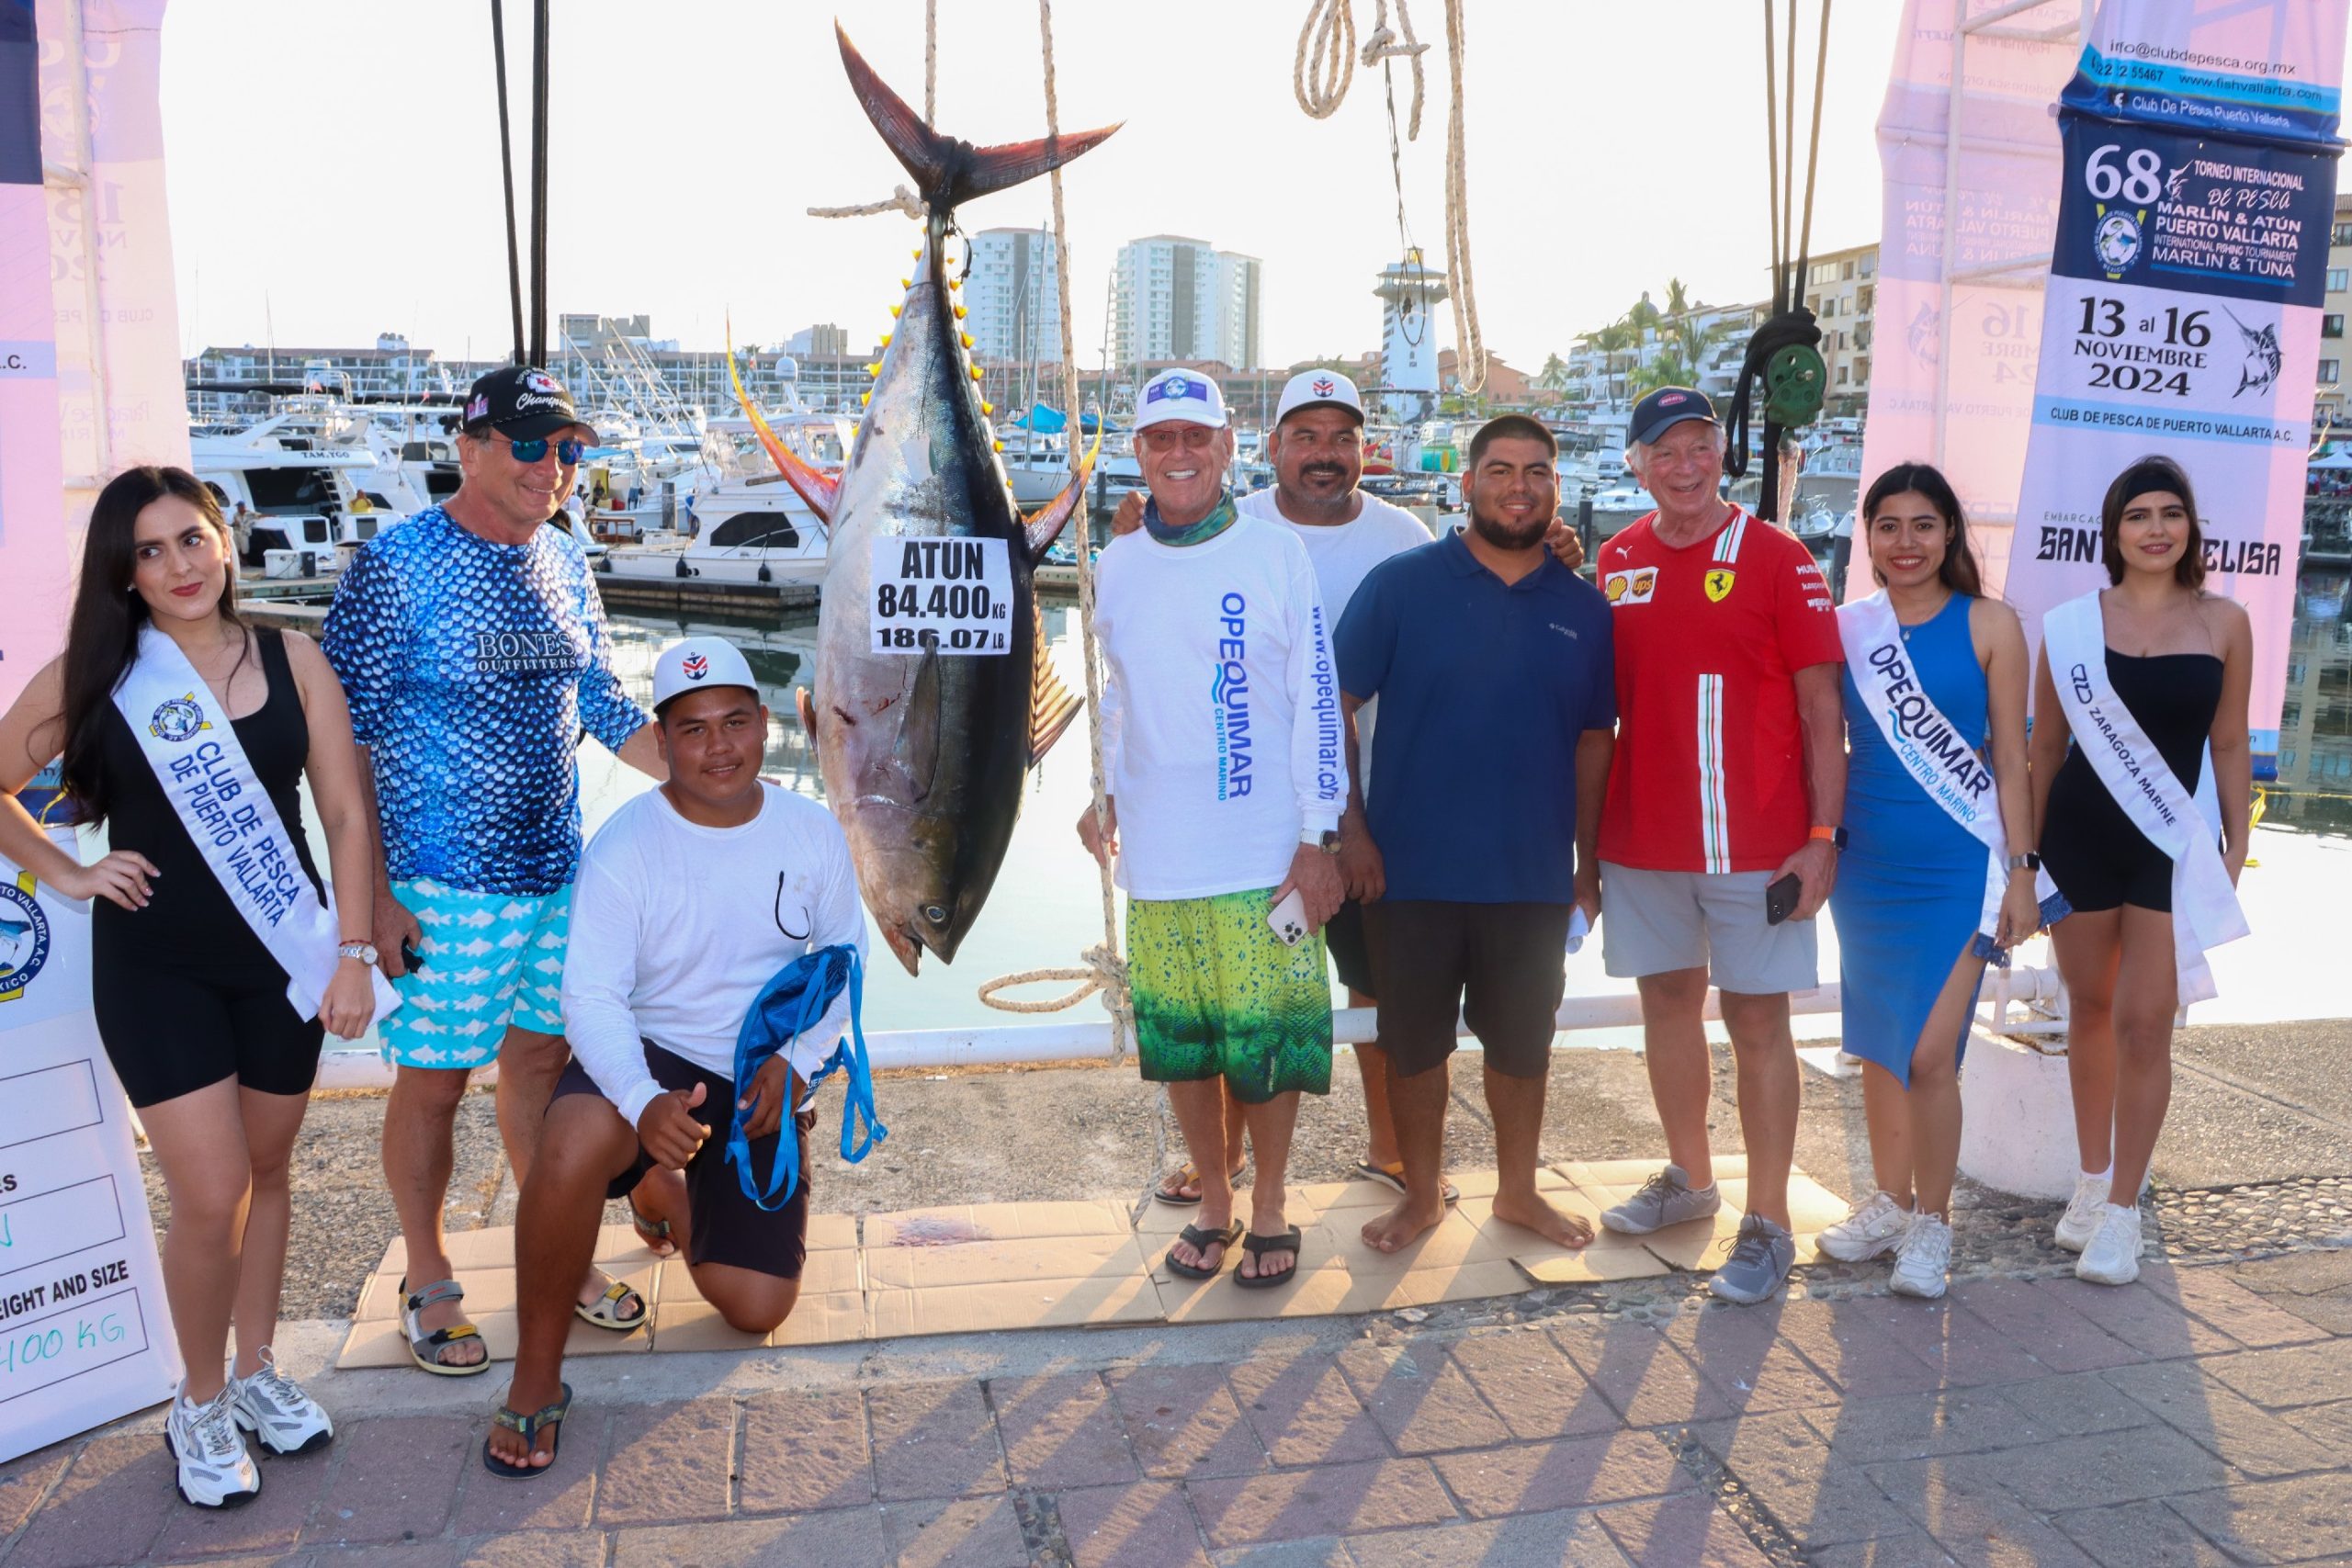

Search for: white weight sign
xmin=868 ymin=536 xmax=1013 ymax=655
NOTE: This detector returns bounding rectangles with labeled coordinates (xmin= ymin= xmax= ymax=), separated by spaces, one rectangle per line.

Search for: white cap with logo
xmin=651 ymin=635 xmax=759 ymax=713
xmin=1274 ymin=368 xmax=1365 ymax=426
xmin=1133 ymin=368 xmax=1230 ymax=431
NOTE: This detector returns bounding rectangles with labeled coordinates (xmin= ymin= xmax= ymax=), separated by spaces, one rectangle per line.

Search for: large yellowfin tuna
xmin=745 ymin=26 xmax=1116 ymax=974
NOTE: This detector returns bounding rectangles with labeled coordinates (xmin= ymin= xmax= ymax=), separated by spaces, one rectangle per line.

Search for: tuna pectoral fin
xmin=1020 ymin=424 xmax=1102 ymax=564
xmin=729 ymin=319 xmax=837 ymax=524
xmin=795 ymin=686 xmax=820 ymax=739
xmin=893 ymin=648 xmax=942 ymax=800
xmin=1027 ymin=599 xmax=1082 ymax=769
xmin=836 ymin=25 xmax=1118 ymax=211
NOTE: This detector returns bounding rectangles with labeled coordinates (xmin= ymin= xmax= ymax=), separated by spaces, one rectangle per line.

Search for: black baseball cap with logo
xmin=1627 ymin=386 xmax=1718 ymax=447
xmin=461 ymin=365 xmax=596 ymax=441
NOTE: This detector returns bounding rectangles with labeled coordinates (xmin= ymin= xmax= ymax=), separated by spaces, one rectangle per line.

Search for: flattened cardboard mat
xmin=336 ymin=1160 xmax=1850 ymax=1368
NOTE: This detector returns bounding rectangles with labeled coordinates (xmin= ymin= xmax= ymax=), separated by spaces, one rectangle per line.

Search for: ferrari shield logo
xmin=1704 ymin=568 xmax=1736 ymax=603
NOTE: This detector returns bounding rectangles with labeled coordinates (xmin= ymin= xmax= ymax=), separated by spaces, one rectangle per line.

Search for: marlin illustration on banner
xmin=2226 ymin=307 xmax=2283 ymax=399
xmin=735 ymin=26 xmax=1116 ymax=974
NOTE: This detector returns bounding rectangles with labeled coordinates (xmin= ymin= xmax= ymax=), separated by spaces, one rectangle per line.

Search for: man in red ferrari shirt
xmin=1586 ymin=388 xmax=1845 ymax=1304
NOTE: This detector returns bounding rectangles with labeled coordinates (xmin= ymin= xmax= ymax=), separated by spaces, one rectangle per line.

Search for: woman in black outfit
xmin=2030 ymin=456 xmax=2252 ymax=1287
xmin=0 ymin=469 xmax=379 ymax=1508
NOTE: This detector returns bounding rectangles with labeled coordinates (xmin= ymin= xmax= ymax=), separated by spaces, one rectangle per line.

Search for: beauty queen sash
xmin=112 ymin=626 xmax=399 ymax=1023
xmin=2042 ymin=591 xmax=2248 ymax=1004
xmin=1839 ymin=592 xmax=2059 ymax=957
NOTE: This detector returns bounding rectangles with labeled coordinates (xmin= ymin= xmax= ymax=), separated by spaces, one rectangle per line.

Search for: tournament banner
xmin=2004 ymin=0 xmax=2347 ymax=758
xmin=1855 ymin=0 xmax=2078 ymax=597
xmin=0 ymin=833 xmax=182 ymax=1465
xmin=1 ymin=0 xmax=65 ymax=716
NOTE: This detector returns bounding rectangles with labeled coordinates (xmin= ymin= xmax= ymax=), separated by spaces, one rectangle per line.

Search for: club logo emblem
xmin=1311 ymin=378 xmax=1336 ymax=398
xmin=1704 ymin=568 xmax=1736 ymax=603
xmin=148 ymin=694 xmax=210 ymax=743
xmin=0 ymin=877 xmax=51 ymax=1002
xmin=2094 ymin=210 xmax=2142 ymax=277
xmin=1164 ymin=376 xmax=1190 ymax=398
xmin=684 ymin=653 xmax=709 ymax=681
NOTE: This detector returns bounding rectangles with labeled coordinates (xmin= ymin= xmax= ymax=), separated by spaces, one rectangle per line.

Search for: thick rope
xmin=975 ymin=0 xmax=1136 ymax=1060
xmin=1440 ymin=0 xmax=1484 ymax=392
xmin=1293 ymin=0 xmax=1479 ymax=392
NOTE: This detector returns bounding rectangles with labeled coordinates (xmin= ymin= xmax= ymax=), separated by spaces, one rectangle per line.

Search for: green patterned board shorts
xmin=1127 ymin=888 xmax=1333 ymax=1103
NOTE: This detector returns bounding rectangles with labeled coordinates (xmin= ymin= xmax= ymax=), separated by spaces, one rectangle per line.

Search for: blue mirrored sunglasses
xmin=503 ymin=436 xmax=587 ymax=465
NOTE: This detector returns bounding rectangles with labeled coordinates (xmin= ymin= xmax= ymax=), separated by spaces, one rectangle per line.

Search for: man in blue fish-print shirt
xmin=324 ymin=366 xmax=672 ymax=1376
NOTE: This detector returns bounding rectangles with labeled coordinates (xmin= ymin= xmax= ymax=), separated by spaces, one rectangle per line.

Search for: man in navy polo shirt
xmin=1334 ymin=415 xmax=1618 ymax=1255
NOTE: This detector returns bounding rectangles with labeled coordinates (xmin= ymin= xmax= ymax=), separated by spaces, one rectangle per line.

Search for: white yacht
xmin=189 ymin=415 xmax=379 ymax=573
xmin=597 ymin=413 xmax=838 ymax=587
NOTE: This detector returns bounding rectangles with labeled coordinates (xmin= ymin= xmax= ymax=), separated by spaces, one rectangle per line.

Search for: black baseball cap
xmin=1627 ymin=386 xmax=1718 ymax=446
xmin=461 ymin=365 xmax=596 ymax=441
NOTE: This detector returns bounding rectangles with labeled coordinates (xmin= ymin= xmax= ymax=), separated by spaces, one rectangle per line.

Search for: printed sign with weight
xmin=868 ymin=537 xmax=1013 ymax=655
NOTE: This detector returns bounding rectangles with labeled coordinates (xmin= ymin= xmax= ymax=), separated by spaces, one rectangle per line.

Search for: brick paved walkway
xmin=3 ymin=1256 xmax=2348 ymax=1566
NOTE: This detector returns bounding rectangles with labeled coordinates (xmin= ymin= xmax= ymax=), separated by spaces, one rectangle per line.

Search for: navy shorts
xmin=549 ymin=1041 xmax=810 ymax=1281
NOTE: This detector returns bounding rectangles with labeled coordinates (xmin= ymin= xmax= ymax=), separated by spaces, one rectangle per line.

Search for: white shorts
xmin=1598 ymin=863 xmax=1818 ymax=996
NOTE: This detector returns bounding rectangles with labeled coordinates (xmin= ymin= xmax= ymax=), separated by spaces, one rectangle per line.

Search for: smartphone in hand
xmin=1764 ymin=873 xmax=1803 ymax=926
xmin=1266 ymin=887 xmax=1309 ymax=946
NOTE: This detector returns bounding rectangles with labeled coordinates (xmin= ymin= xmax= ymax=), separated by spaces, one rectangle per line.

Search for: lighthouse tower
xmin=1374 ymin=250 xmax=1450 ymax=420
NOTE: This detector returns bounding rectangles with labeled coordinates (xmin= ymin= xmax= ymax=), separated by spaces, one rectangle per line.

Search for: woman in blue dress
xmin=1821 ymin=464 xmax=2044 ymax=1298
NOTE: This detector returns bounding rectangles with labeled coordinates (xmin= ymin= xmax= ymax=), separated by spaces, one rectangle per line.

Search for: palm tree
xmin=1593 ymin=319 xmax=1637 ymax=406
xmin=1537 ymin=352 xmax=1569 ymax=391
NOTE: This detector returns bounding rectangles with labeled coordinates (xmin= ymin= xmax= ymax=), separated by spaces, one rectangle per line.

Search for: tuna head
xmin=837 ymin=800 xmax=984 ymax=976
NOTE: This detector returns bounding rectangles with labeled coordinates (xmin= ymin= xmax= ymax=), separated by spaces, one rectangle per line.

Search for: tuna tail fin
xmin=836 ymin=24 xmax=1119 ymax=214
xmin=1019 ymin=422 xmax=1102 ymax=564
xmin=728 ymin=317 xmax=838 ymax=525
xmin=1027 ymin=598 xmax=1082 ymax=769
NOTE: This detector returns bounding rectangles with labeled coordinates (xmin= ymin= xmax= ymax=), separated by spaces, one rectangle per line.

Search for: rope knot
xmin=807 ymin=184 xmax=929 ymax=221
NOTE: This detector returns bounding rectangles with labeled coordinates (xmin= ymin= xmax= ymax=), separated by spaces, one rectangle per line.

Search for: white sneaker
xmin=164 ymin=1384 xmax=261 ymax=1508
xmin=2053 ymin=1172 xmax=2109 ymax=1253
xmin=1889 ymin=1213 xmax=1952 ymax=1299
xmin=1816 ymin=1190 xmax=1914 ymax=1262
xmin=232 ymin=1347 xmax=334 ymax=1456
xmin=2075 ymin=1204 xmax=2143 ymax=1286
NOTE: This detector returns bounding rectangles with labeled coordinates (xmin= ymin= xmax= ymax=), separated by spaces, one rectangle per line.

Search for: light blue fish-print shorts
xmin=375 ymin=877 xmax=571 ymax=1070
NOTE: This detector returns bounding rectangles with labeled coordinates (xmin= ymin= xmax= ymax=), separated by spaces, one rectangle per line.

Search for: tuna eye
xmin=923 ymin=905 xmax=949 ymax=924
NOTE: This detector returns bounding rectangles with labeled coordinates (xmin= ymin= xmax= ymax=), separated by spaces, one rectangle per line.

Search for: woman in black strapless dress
xmin=2030 ymin=457 xmax=2253 ymax=1288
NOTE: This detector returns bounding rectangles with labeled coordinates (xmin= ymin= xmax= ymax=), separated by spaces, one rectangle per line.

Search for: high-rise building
xmin=965 ymin=228 xmax=1062 ymax=371
xmin=1114 ymin=235 xmax=1263 ymax=370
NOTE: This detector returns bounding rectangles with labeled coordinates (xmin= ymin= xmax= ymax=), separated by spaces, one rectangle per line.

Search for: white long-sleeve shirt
xmin=1093 ymin=513 xmax=1346 ymax=899
xmin=562 ymin=782 xmax=867 ymax=1131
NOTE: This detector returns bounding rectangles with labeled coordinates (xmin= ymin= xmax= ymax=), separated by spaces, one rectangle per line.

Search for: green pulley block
xmin=1762 ymin=343 xmax=1826 ymax=428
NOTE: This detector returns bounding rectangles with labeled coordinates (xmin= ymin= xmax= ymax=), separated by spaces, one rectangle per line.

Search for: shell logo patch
xmin=1704 ymin=568 xmax=1736 ymax=603
xmin=1603 ymin=568 xmax=1658 ymax=606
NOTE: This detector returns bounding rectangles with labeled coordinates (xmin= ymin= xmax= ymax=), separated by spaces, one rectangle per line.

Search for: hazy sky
xmin=160 ymin=1 xmax=1911 ymax=372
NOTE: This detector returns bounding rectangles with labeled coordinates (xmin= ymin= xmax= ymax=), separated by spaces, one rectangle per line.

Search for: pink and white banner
xmin=1856 ymin=0 xmax=2080 ymax=597
xmin=2002 ymin=0 xmax=2346 ymax=758
xmin=0 ymin=0 xmax=188 ymax=716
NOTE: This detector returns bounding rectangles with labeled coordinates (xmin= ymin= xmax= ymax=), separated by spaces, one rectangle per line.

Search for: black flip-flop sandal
xmin=1153 ymin=1160 xmax=1250 ymax=1207
xmin=483 ymin=1382 xmax=573 ymax=1479
xmin=1163 ymin=1221 xmax=1243 ymax=1280
xmin=1350 ymin=1161 xmax=1462 ymax=1206
xmin=1234 ymin=1227 xmax=1306 ymax=1290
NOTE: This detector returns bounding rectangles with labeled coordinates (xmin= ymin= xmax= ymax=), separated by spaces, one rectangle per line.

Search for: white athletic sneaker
xmin=1816 ymin=1190 xmax=1914 ymax=1262
xmin=2053 ymin=1172 xmax=2110 ymax=1253
xmin=2075 ymin=1204 xmax=2143 ymax=1286
xmin=232 ymin=1348 xmax=334 ymax=1456
xmin=164 ymin=1384 xmax=260 ymax=1508
xmin=1889 ymin=1213 xmax=1952 ymax=1299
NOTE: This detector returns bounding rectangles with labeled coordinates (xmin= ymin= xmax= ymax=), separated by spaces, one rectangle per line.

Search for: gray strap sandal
xmin=400 ymin=1275 xmax=489 ymax=1376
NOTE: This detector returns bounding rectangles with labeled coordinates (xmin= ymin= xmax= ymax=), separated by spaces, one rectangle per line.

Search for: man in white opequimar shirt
xmin=482 ymin=636 xmax=865 ymax=1478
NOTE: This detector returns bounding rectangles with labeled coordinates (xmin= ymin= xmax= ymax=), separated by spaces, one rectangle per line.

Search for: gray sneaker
xmin=1709 ymin=1214 xmax=1797 ymax=1304
xmin=1600 ymin=1165 xmax=1722 ymax=1235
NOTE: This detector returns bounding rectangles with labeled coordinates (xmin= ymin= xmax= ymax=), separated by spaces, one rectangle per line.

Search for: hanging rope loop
xmin=1295 ymin=0 xmax=1357 ymax=118
xmin=976 ymin=943 xmax=1130 ymax=1015
xmin=808 ymin=185 xmax=929 ymax=221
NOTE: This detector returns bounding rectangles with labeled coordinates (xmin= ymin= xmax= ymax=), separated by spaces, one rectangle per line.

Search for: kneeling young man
xmin=484 ymin=637 xmax=864 ymax=1476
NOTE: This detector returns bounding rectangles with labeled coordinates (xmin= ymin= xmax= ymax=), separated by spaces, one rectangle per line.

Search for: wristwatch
xmin=1810 ymin=825 xmax=1849 ymax=852
xmin=1304 ymin=829 xmax=1343 ymax=856
xmin=2007 ymin=852 xmax=2041 ymax=873
xmin=339 ymin=941 xmax=379 ymax=964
